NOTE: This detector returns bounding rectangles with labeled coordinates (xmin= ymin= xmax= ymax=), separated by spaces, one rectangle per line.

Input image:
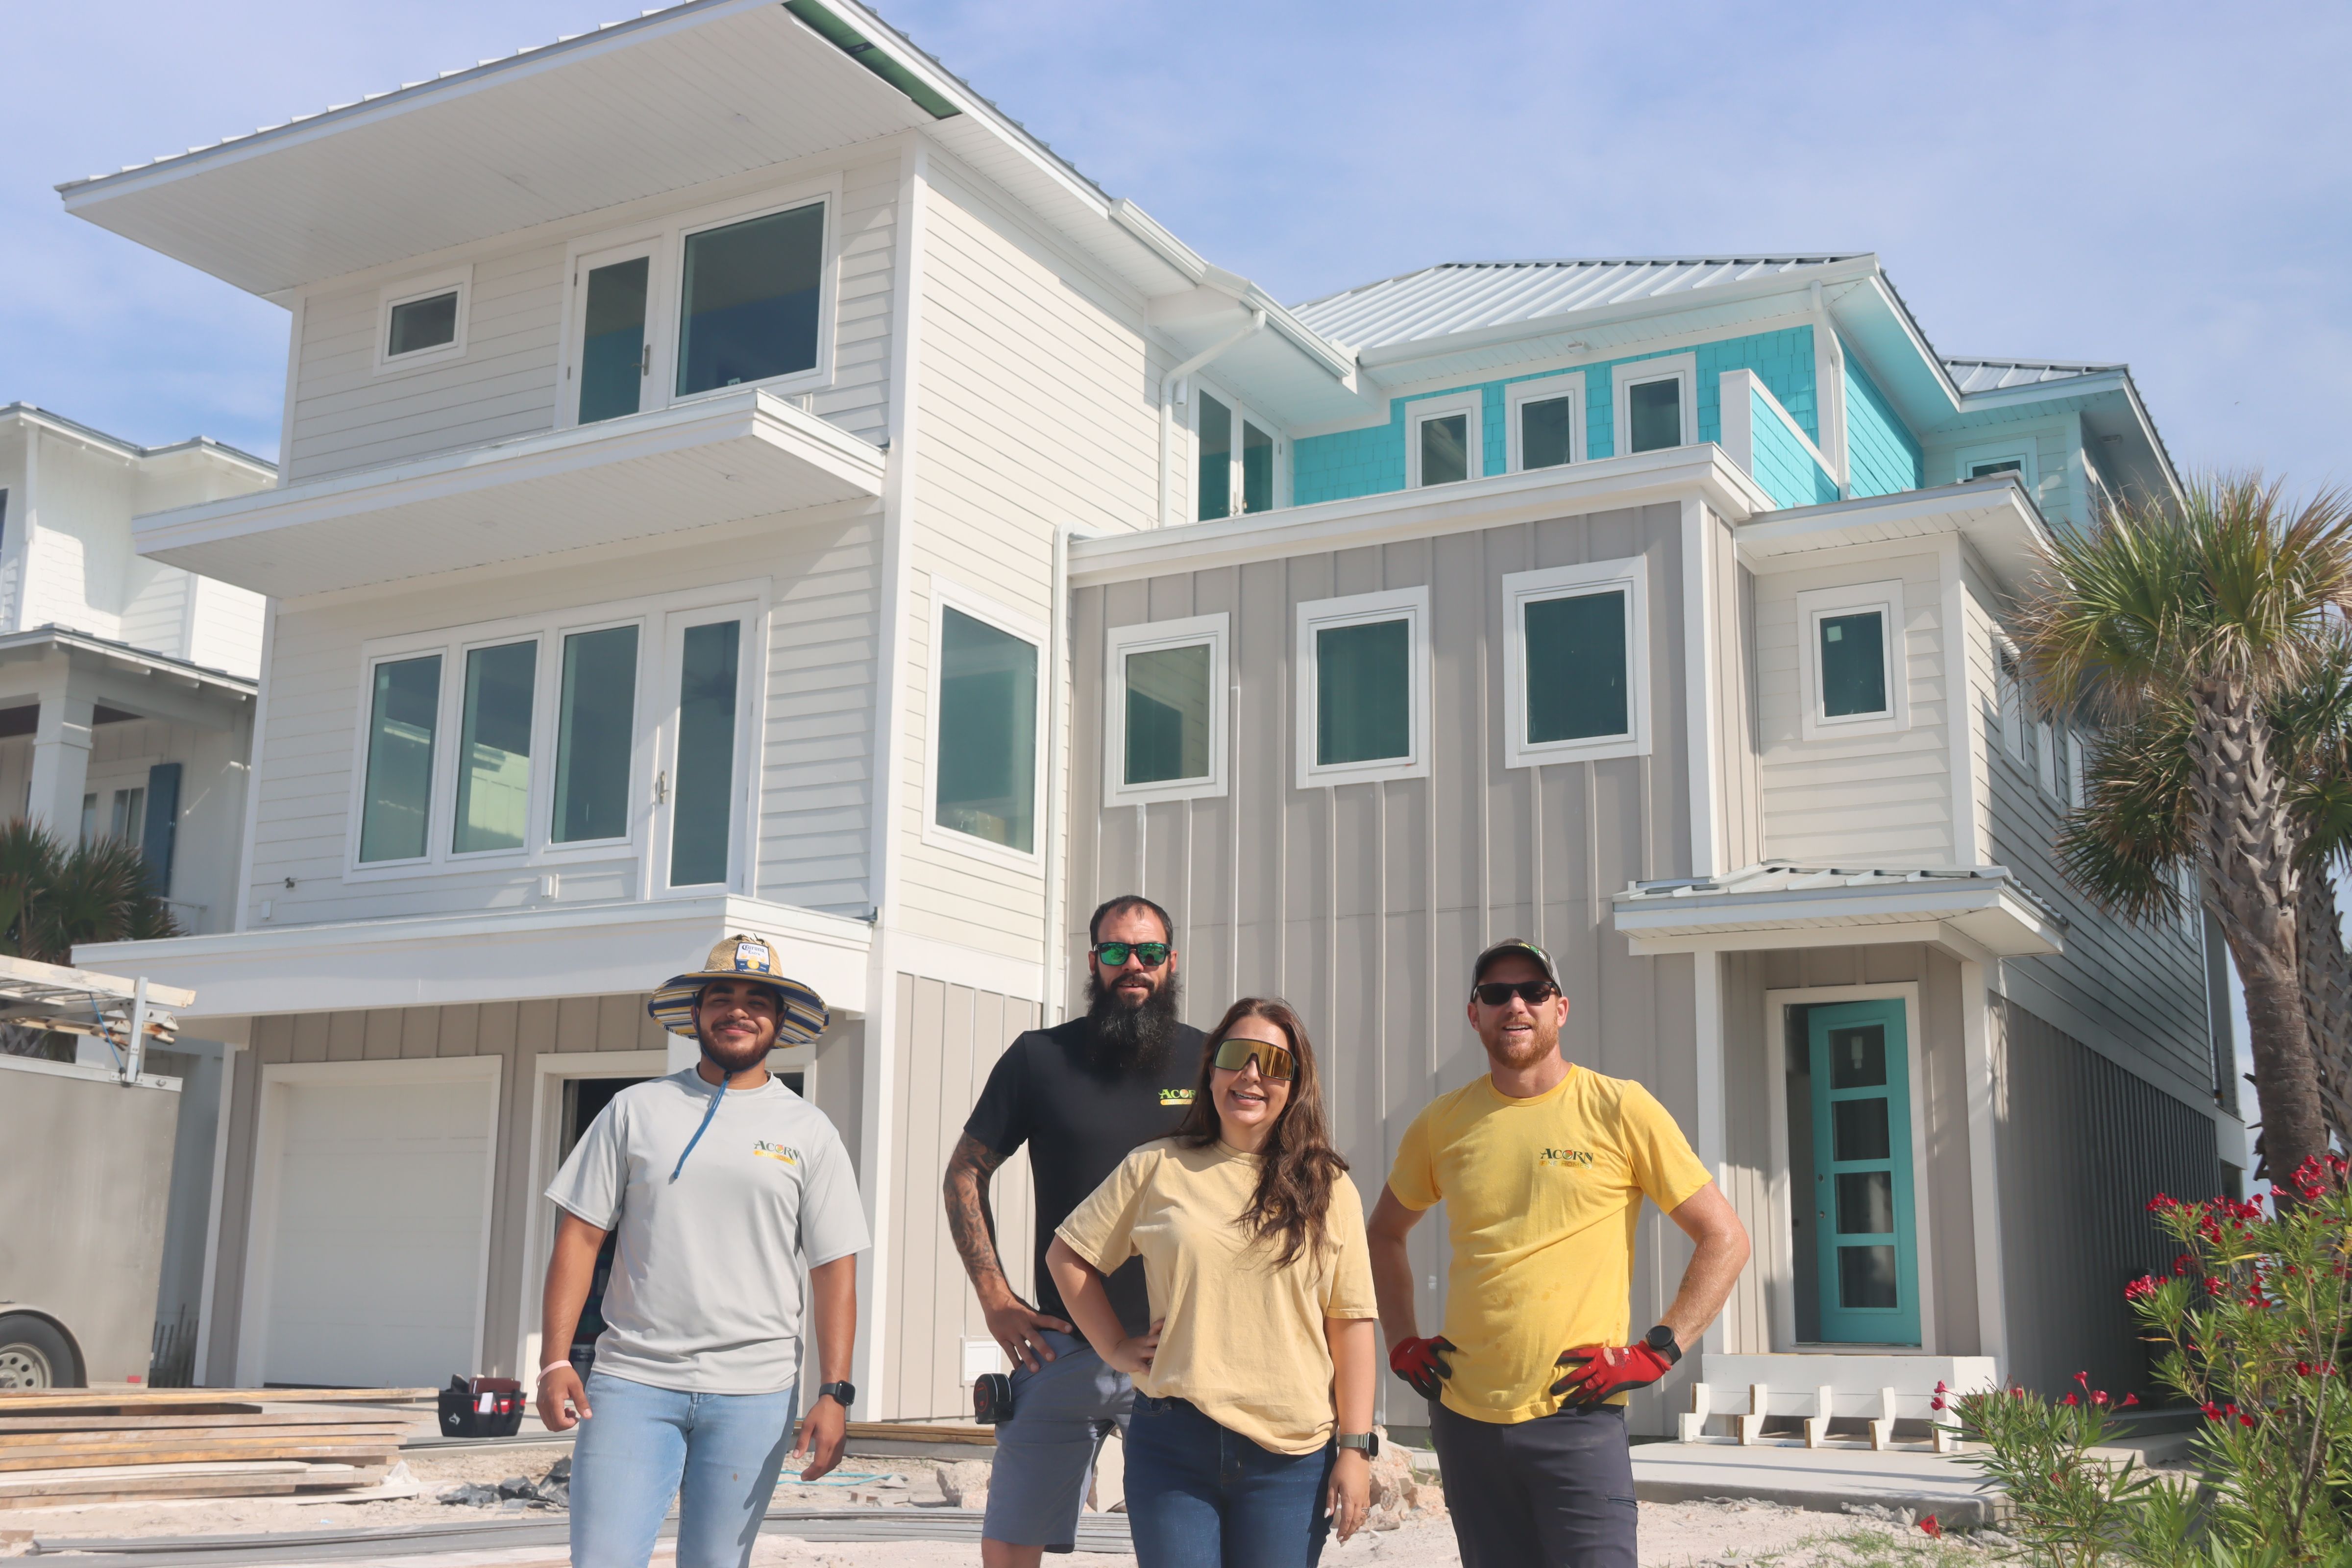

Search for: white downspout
xmin=1041 ymin=522 xmax=1081 ymax=1024
xmin=1155 ymin=309 xmax=1266 ymax=530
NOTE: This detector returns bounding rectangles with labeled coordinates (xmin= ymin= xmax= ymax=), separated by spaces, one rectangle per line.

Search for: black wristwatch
xmin=1337 ymin=1431 xmax=1379 ymax=1458
xmin=1642 ymin=1324 xmax=1683 ymax=1366
xmin=817 ymin=1380 xmax=857 ymax=1408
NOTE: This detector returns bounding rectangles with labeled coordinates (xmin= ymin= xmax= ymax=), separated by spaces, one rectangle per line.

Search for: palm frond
xmin=2058 ymin=703 xmax=2199 ymax=925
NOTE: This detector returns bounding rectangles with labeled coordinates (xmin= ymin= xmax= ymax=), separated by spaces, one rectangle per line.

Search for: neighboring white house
xmin=65 ymin=0 xmax=2233 ymax=1426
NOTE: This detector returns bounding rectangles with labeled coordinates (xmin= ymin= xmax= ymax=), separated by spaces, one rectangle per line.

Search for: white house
xmin=65 ymin=0 xmax=2235 ymax=1428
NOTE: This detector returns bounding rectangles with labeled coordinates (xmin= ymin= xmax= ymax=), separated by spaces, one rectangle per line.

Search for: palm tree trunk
xmin=2189 ymin=676 xmax=2334 ymax=1180
xmin=2293 ymin=869 xmax=2352 ymax=1148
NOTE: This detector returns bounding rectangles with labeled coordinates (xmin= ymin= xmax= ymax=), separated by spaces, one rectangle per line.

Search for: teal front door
xmin=1808 ymin=1000 xmax=1921 ymax=1345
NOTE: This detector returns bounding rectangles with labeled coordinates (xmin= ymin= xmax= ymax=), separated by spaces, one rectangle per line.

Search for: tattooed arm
xmin=944 ymin=1132 xmax=1071 ymax=1371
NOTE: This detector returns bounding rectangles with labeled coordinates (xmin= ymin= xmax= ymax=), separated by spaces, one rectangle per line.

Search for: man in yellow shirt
xmin=1367 ymin=939 xmax=1751 ymax=1567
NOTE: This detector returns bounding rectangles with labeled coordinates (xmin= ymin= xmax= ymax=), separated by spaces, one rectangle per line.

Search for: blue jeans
xmin=569 ymin=1369 xmax=799 ymax=1568
xmin=1124 ymin=1393 xmax=1336 ymax=1568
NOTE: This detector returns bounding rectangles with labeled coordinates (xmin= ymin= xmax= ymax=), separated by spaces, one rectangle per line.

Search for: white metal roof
xmin=1942 ymin=357 xmax=2125 ymax=395
xmin=1611 ymin=862 xmax=2064 ymax=958
xmin=1290 ymin=257 xmax=1868 ymax=351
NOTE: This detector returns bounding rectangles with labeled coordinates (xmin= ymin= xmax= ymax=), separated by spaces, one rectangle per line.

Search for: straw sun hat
xmin=646 ymin=933 xmax=829 ymax=1044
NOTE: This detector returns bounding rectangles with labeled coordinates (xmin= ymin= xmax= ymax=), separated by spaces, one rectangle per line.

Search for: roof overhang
xmin=1734 ymin=475 xmax=2050 ymax=594
xmin=0 ymin=627 xmax=256 ymax=730
xmin=1147 ymin=268 xmax=1368 ymax=424
xmin=133 ymin=387 xmax=884 ymax=598
xmin=1935 ymin=369 xmax=2178 ymax=506
xmin=1613 ymin=866 xmax=2064 ymax=961
xmin=75 ymin=894 xmax=873 ymax=1021
xmin=1069 ymin=444 xmax=1772 ymax=587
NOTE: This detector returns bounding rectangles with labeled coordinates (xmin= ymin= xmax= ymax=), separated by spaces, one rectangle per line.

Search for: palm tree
xmin=0 ymin=818 xmax=178 ymax=1058
xmin=2020 ymin=473 xmax=2352 ymax=1182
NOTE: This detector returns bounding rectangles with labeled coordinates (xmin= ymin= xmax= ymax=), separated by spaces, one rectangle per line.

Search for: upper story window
xmin=1105 ymin=614 xmax=1229 ymax=806
xmin=350 ymin=587 xmax=762 ymax=892
xmin=1612 ymin=354 xmax=1697 ymax=455
xmin=1507 ymin=378 xmax=1580 ymax=472
xmin=1406 ymin=394 xmax=1480 ymax=489
xmin=1196 ymin=391 xmax=1279 ymax=520
xmin=1957 ymin=441 xmax=2037 ymax=488
xmin=562 ymin=181 xmax=836 ymax=429
xmin=1296 ymin=587 xmax=1431 ymax=788
xmin=374 ymin=267 xmax=471 ymax=373
xmin=1797 ymin=580 xmax=1909 ymax=740
xmin=1501 ymin=559 xmax=1649 ymax=767
xmin=927 ymin=583 xmax=1043 ymax=865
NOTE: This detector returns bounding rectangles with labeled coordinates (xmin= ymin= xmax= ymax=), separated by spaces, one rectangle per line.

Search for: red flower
xmin=2062 ymin=1393 xmax=2080 ymax=1406
xmin=2173 ymin=1253 xmax=2194 ymax=1275
xmin=2239 ymin=1412 xmax=2256 ymax=1429
xmin=2147 ymin=1193 xmax=2178 ymax=1213
xmin=2207 ymin=1278 xmax=2228 ymax=1295
xmin=2201 ymin=1401 xmax=2224 ymax=1421
xmin=2121 ymin=1394 xmax=2139 ymax=1407
xmin=2073 ymin=1371 xmax=2089 ymax=1387
xmin=2296 ymin=1362 xmax=2314 ymax=1377
xmin=2093 ymin=1391 xmax=2110 ymax=1407
xmin=1930 ymin=1396 xmax=1946 ymax=1412
xmin=1920 ymin=1516 xmax=1943 ymax=1539
xmin=2125 ymin=1275 xmax=2158 ymax=1301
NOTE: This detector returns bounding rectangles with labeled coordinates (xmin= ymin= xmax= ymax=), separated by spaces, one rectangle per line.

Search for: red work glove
xmin=1551 ymin=1342 xmax=1673 ymax=1406
xmin=1389 ymin=1336 xmax=1457 ymax=1399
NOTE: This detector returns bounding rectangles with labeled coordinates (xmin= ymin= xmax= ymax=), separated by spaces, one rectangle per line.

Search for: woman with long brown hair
xmin=1046 ymin=998 xmax=1378 ymax=1567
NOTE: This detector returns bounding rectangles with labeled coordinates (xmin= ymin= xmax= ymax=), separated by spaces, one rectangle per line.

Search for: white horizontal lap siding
xmin=120 ymin=566 xmax=192 ymax=660
xmin=1754 ymin=553 xmax=1953 ymax=865
xmin=823 ymin=159 xmax=899 ymax=444
xmin=246 ymin=517 xmax=879 ymax=927
xmin=24 ymin=438 xmax=140 ymax=641
xmin=191 ymin=578 xmax=269 ymax=681
xmin=1960 ymin=561 xmax=2002 ymax=863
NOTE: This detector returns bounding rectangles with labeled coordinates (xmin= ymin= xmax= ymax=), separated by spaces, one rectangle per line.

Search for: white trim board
xmin=1499 ymin=556 xmax=1650 ymax=769
xmin=1403 ymin=392 xmax=1483 ymax=490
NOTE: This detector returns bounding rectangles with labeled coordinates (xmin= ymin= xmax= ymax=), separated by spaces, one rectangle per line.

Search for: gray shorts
xmin=982 ymin=1330 xmax=1132 ymax=1552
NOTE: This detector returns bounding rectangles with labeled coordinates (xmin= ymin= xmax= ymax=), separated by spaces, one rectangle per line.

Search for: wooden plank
xmin=842 ymin=1422 xmax=993 ymax=1446
xmin=0 ymin=1411 xmax=406 ymax=1433
xmin=0 ymin=1387 xmax=430 ymax=1413
xmin=0 ymin=1442 xmax=395 ymax=1472
xmin=0 ymin=1424 xmax=408 ymax=1448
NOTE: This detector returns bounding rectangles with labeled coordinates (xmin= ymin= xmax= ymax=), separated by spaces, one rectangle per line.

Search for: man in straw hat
xmin=538 ymin=934 xmax=869 ymax=1568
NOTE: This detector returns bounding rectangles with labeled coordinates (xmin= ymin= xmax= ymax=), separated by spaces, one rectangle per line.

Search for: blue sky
xmin=4 ymin=0 xmax=2349 ymax=487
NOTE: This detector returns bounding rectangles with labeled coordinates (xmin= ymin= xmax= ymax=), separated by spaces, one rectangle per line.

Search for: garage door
xmin=260 ymin=1074 xmax=493 ymax=1389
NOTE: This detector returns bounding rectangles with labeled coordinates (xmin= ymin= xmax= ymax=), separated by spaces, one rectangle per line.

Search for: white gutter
xmin=1040 ymin=523 xmax=1083 ymax=1023
xmin=1155 ymin=309 xmax=1265 ymax=530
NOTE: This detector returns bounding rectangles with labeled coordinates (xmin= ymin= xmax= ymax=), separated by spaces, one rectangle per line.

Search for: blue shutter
xmin=141 ymin=762 xmax=181 ymax=896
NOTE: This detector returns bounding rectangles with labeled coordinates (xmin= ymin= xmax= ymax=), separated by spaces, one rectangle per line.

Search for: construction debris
xmin=0 ymin=1389 xmax=428 ymax=1509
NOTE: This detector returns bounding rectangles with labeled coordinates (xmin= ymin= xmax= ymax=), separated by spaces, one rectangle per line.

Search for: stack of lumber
xmin=0 ymin=1387 xmax=429 ymax=1509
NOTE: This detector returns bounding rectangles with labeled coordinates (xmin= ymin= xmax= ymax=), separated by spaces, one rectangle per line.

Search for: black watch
xmin=817 ymin=1380 xmax=857 ymax=1408
xmin=1337 ymin=1431 xmax=1379 ymax=1458
xmin=1642 ymin=1324 xmax=1682 ymax=1366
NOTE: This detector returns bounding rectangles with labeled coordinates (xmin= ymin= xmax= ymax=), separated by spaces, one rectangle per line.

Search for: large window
xmin=676 ymin=204 xmax=825 ymax=397
xmin=1195 ymin=390 xmax=1279 ymax=521
xmin=1798 ymin=580 xmax=1909 ymax=739
xmin=1406 ymin=394 xmax=1481 ymax=489
xmin=348 ymin=590 xmax=759 ymax=883
xmin=576 ymin=248 xmax=653 ymax=425
xmin=929 ymin=589 xmax=1042 ymax=860
xmin=1105 ymin=614 xmax=1228 ymax=806
xmin=1296 ymin=587 xmax=1430 ymax=788
xmin=1507 ymin=378 xmax=1579 ymax=472
xmin=1611 ymin=354 xmax=1696 ymax=455
xmin=1501 ymin=559 xmax=1649 ymax=767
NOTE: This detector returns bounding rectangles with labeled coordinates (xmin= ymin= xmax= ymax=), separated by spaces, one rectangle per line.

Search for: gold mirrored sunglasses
xmin=1212 ymin=1035 xmax=1296 ymax=1081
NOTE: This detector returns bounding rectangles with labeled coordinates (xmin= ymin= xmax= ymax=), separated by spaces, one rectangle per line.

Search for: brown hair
xmin=1172 ymin=997 xmax=1348 ymax=1268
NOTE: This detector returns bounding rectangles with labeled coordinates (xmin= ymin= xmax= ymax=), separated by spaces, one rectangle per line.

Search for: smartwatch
xmin=1642 ymin=1324 xmax=1683 ymax=1366
xmin=1336 ymin=1431 xmax=1380 ymax=1458
xmin=817 ymin=1380 xmax=857 ymax=1408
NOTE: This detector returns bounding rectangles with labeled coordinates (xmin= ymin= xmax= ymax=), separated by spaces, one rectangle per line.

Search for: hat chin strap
xmin=671 ymin=1078 xmax=727 ymax=1181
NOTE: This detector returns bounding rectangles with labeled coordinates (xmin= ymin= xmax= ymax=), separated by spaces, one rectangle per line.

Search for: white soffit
xmin=1611 ymin=863 xmax=2064 ymax=958
xmin=1944 ymin=357 xmax=2123 ymax=395
xmin=1733 ymin=476 xmax=2050 ymax=593
xmin=133 ymin=388 xmax=883 ymax=598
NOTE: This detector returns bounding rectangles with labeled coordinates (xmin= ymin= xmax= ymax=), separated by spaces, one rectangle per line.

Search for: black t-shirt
xmin=964 ymin=1014 xmax=1207 ymax=1335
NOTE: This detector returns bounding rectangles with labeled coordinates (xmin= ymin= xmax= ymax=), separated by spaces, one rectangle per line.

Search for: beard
xmin=1082 ymin=967 xmax=1183 ymax=1074
xmin=1481 ymin=1016 xmax=1560 ymax=1072
xmin=697 ymin=1025 xmax=772 ymax=1077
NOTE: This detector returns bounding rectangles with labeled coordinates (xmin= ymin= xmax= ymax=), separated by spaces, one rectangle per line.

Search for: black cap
xmin=1471 ymin=937 xmax=1558 ymax=985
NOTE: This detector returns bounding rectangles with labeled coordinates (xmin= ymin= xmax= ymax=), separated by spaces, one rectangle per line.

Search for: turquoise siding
xmin=1842 ymin=345 xmax=1923 ymax=497
xmin=1748 ymin=385 xmax=1842 ymax=509
xmin=1292 ymin=326 xmax=1820 ymax=507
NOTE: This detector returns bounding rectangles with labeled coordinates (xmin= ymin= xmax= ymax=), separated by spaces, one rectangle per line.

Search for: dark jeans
xmin=1123 ymin=1393 xmax=1337 ymax=1568
xmin=1428 ymin=1398 xmax=1637 ymax=1568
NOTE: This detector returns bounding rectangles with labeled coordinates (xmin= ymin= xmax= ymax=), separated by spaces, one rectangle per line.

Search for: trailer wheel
xmin=0 ymin=1314 xmax=77 ymax=1390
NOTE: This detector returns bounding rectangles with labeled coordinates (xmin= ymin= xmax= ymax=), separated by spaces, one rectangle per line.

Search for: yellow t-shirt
xmin=1387 ymin=1064 xmax=1712 ymax=1424
xmin=1056 ymin=1137 xmax=1378 ymax=1454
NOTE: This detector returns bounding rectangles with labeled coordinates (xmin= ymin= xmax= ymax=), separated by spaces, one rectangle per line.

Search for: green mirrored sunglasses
xmin=1092 ymin=941 xmax=1172 ymax=967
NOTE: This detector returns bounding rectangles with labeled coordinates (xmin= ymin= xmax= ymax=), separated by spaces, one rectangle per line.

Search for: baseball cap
xmin=1471 ymin=937 xmax=1558 ymax=985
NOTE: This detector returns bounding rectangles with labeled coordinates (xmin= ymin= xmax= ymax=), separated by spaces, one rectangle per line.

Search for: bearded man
xmin=946 ymin=895 xmax=1206 ymax=1567
xmin=538 ymin=935 xmax=869 ymax=1568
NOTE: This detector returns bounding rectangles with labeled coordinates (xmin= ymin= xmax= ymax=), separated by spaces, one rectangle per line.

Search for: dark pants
xmin=1124 ymin=1394 xmax=1337 ymax=1568
xmin=1428 ymin=1399 xmax=1637 ymax=1568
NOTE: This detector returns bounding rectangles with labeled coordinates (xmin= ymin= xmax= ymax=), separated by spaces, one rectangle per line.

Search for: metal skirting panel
xmin=1992 ymin=995 xmax=2224 ymax=1396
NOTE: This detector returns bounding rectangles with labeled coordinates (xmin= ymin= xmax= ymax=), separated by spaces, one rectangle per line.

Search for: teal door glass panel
xmin=1316 ymin=618 xmax=1410 ymax=765
xmin=1627 ymin=378 xmax=1682 ymax=452
xmin=1124 ymin=642 xmax=1212 ymax=785
xmin=1808 ymin=999 xmax=1920 ymax=1344
xmin=579 ymin=257 xmax=650 ymax=424
xmin=1242 ymin=420 xmax=1274 ymax=514
xmin=668 ymin=619 xmax=740 ymax=886
xmin=453 ymin=640 xmax=537 ymax=854
xmin=1197 ymin=394 xmax=1232 ymax=520
xmin=1819 ymin=611 xmax=1889 ymax=717
xmin=552 ymin=625 xmax=639 ymax=843
xmin=1521 ymin=394 xmax=1573 ymax=469
xmin=676 ymin=203 xmax=824 ymax=396
xmin=1523 ymin=589 xmax=1628 ymax=743
xmin=358 ymin=654 xmax=441 ymax=862
xmin=1419 ymin=414 xmax=1469 ymax=485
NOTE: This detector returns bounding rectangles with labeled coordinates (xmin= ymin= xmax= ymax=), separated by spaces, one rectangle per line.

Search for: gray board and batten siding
xmin=1067 ymin=500 xmax=1715 ymax=1422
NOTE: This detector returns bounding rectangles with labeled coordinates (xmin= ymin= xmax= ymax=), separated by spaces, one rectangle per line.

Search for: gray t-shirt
xmin=546 ymin=1069 xmax=869 ymax=1394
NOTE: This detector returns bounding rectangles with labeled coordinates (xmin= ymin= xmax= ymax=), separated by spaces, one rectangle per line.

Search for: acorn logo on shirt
xmin=1538 ymin=1147 xmax=1595 ymax=1169
xmin=754 ymin=1140 xmax=803 ymax=1165
xmin=1159 ymin=1089 xmax=1195 ymax=1106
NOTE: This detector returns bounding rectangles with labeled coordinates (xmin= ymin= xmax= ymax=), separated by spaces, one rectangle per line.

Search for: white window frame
xmin=342 ymin=581 xmax=768 ymax=884
xmin=1295 ymin=586 xmax=1432 ymax=790
xmin=554 ymin=176 xmax=842 ymax=431
xmin=1501 ymin=558 xmax=1649 ymax=768
xmin=1505 ymin=376 xmax=1582 ymax=473
xmin=1103 ymin=613 xmax=1229 ymax=807
xmin=922 ymin=577 xmax=1048 ymax=872
xmin=1956 ymin=440 xmax=2038 ymax=488
xmin=1190 ymin=382 xmax=1285 ymax=519
xmin=647 ymin=598 xmax=768 ymax=898
xmin=1797 ymin=579 xmax=1910 ymax=740
xmin=2066 ymin=726 xmax=2087 ymax=809
xmin=1404 ymin=393 xmax=1483 ymax=489
xmin=373 ymin=266 xmax=472 ymax=373
xmin=1611 ymin=353 xmax=1698 ymax=455
xmin=2036 ymin=719 xmax=2059 ymax=798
